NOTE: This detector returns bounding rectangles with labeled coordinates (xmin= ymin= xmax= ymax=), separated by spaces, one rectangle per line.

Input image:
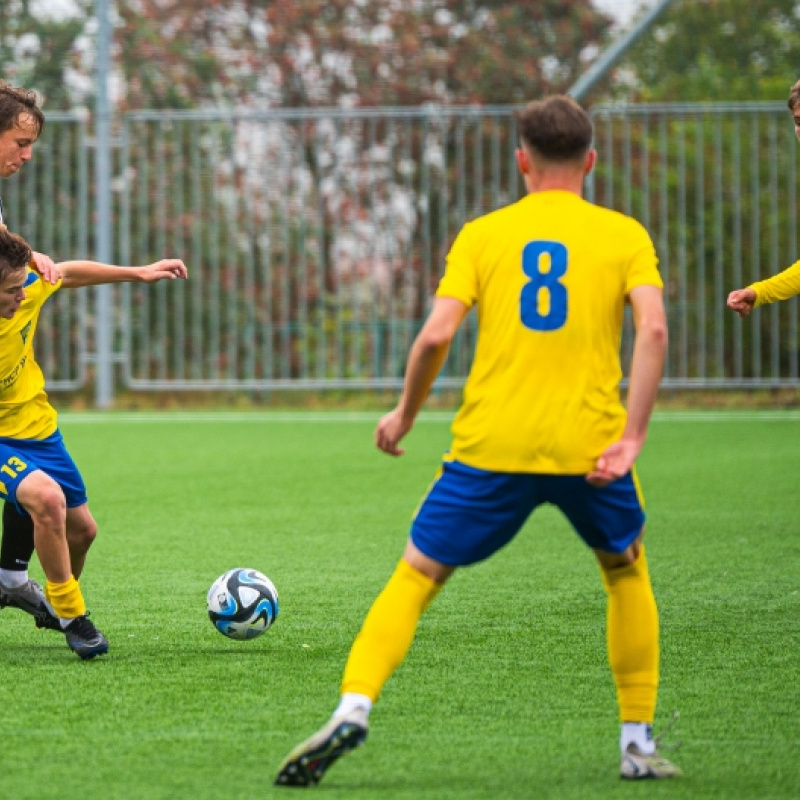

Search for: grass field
xmin=1 ymin=410 xmax=798 ymax=800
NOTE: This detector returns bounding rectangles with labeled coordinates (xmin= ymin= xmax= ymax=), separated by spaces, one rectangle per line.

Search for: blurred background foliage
xmin=3 ymin=1 xmax=800 ymax=113
xmin=3 ymin=0 xmax=800 ymax=394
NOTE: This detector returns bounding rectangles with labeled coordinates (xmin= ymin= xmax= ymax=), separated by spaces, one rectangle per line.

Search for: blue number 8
xmin=520 ymin=240 xmax=568 ymax=331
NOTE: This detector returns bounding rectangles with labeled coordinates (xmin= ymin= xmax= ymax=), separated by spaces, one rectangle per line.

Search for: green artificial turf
xmin=0 ymin=411 xmax=797 ymax=799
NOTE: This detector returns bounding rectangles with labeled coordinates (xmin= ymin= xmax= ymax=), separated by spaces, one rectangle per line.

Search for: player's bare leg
xmin=15 ymin=471 xmax=108 ymax=659
xmin=66 ymin=504 xmax=97 ymax=579
xmin=16 ymin=470 xmax=71 ymax=582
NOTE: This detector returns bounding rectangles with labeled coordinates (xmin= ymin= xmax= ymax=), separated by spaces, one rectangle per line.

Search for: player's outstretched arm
xmin=375 ymin=296 xmax=468 ymax=457
xmin=726 ymin=287 xmax=757 ymax=317
xmin=730 ymin=261 xmax=800 ymax=315
xmin=587 ymin=284 xmax=667 ymax=488
xmin=57 ymin=258 xmax=187 ymax=289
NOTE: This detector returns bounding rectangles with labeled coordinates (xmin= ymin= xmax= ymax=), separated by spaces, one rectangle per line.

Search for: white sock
xmin=0 ymin=568 xmax=28 ymax=589
xmin=620 ymin=722 xmax=655 ymax=755
xmin=334 ymin=693 xmax=373 ymax=718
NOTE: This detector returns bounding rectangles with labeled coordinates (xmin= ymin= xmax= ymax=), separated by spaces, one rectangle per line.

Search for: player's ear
xmin=515 ymin=147 xmax=529 ymax=176
xmin=584 ymin=149 xmax=597 ymax=176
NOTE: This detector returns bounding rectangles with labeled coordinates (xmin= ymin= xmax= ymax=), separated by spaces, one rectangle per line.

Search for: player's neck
xmin=524 ymin=171 xmax=585 ymax=197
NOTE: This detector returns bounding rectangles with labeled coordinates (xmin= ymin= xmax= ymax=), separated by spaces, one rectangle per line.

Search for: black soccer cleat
xmin=275 ymin=709 xmax=369 ymax=787
xmin=64 ymin=614 xmax=109 ymax=660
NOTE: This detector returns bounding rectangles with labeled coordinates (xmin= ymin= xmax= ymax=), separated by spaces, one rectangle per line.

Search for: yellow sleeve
xmin=24 ymin=265 xmax=63 ymax=299
xmin=624 ymin=219 xmax=663 ymax=295
xmin=436 ymin=222 xmax=479 ymax=309
xmin=750 ymin=260 xmax=800 ymax=307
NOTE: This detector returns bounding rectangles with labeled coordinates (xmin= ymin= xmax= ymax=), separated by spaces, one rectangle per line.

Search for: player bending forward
xmin=0 ymin=225 xmax=187 ymax=658
xmin=274 ymin=95 xmax=681 ymax=786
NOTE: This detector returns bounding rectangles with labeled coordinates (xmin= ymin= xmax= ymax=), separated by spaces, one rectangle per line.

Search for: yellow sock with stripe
xmin=600 ymin=546 xmax=659 ymax=724
xmin=45 ymin=576 xmax=86 ymax=623
xmin=341 ymin=558 xmax=442 ymax=702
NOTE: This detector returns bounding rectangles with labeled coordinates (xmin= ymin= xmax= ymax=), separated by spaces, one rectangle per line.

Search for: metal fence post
xmin=95 ymin=0 xmax=114 ymax=408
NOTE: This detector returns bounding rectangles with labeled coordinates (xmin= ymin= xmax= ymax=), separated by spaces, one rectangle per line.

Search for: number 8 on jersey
xmin=520 ymin=240 xmax=568 ymax=332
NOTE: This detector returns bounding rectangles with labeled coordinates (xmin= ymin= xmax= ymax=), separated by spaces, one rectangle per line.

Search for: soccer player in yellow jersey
xmin=0 ymin=225 xmax=187 ymax=658
xmin=728 ymin=79 xmax=800 ymax=316
xmin=0 ymin=81 xmax=66 ymax=629
xmin=275 ymin=95 xmax=680 ymax=786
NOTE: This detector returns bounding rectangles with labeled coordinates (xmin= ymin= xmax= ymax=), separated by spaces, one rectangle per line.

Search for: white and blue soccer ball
xmin=207 ymin=568 xmax=279 ymax=640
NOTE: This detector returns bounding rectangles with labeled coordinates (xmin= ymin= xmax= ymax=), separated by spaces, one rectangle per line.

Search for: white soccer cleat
xmin=621 ymin=743 xmax=683 ymax=779
xmin=274 ymin=707 xmax=369 ymax=787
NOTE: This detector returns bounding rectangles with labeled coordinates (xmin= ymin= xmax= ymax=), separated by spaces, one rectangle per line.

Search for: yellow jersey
xmin=0 ymin=268 xmax=61 ymax=439
xmin=751 ymin=260 xmax=800 ymax=307
xmin=437 ymin=190 xmax=662 ymax=474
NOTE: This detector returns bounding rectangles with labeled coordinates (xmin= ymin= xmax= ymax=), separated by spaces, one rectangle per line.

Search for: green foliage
xmin=614 ymin=0 xmax=800 ymax=102
xmin=4 ymin=1 xmax=614 ymax=111
xmin=0 ymin=0 xmax=91 ymax=111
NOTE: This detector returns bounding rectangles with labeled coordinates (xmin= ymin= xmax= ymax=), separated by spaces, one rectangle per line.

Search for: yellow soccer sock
xmin=45 ymin=576 xmax=86 ymax=621
xmin=341 ymin=558 xmax=442 ymax=702
xmin=600 ymin=546 xmax=659 ymax=723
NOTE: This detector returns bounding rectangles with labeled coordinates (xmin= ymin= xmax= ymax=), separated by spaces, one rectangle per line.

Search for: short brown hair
xmin=788 ymin=80 xmax=800 ymax=112
xmin=0 ymin=225 xmax=32 ymax=282
xmin=0 ymin=81 xmax=45 ymax=137
xmin=515 ymin=95 xmax=593 ymax=162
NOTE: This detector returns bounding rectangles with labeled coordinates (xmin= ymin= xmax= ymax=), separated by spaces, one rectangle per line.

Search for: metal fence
xmin=2 ymin=102 xmax=799 ymax=396
xmin=1 ymin=112 xmax=90 ymax=391
xmin=589 ymin=102 xmax=799 ymax=387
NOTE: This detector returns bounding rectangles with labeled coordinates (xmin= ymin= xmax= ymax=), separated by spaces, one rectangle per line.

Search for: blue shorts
xmin=0 ymin=431 xmax=87 ymax=514
xmin=410 ymin=459 xmax=645 ymax=566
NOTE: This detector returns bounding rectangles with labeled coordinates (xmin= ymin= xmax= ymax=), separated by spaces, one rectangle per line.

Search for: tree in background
xmin=6 ymin=1 xmax=800 ymax=116
xmin=113 ymin=0 xmax=611 ymax=110
xmin=0 ymin=0 xmax=92 ymax=110
xmin=607 ymin=0 xmax=800 ymax=102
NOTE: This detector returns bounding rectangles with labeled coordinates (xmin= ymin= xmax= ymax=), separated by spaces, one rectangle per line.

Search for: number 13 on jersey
xmin=520 ymin=240 xmax=568 ymax=331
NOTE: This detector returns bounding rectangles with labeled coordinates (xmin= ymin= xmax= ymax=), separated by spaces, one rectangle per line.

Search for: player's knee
xmin=16 ymin=472 xmax=66 ymax=528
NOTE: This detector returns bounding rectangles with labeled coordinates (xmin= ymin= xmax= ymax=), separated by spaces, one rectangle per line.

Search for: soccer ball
xmin=207 ymin=568 xmax=279 ymax=640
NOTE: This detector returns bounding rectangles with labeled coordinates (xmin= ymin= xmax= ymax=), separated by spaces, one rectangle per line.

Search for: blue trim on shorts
xmin=0 ymin=430 xmax=88 ymax=513
xmin=410 ymin=459 xmax=645 ymax=566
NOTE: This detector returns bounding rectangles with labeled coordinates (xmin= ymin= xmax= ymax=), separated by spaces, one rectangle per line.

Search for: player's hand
xmin=726 ymin=287 xmax=756 ymax=317
xmin=375 ymin=407 xmax=413 ymax=456
xmin=138 ymin=259 xmax=188 ymax=282
xmin=586 ymin=437 xmax=643 ymax=488
xmin=30 ymin=251 xmax=60 ymax=284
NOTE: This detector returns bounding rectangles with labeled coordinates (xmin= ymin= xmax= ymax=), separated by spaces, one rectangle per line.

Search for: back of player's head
xmin=0 ymin=225 xmax=32 ymax=281
xmin=0 ymin=82 xmax=45 ymax=137
xmin=788 ymin=79 xmax=800 ymax=112
xmin=515 ymin=95 xmax=593 ymax=163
